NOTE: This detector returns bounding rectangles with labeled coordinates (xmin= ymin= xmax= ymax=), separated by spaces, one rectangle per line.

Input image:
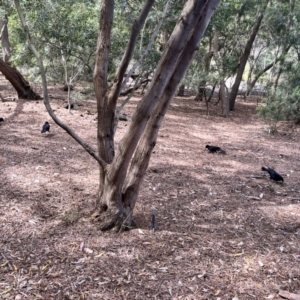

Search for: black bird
xmin=261 ymin=166 xmax=284 ymax=182
xmin=0 ymin=117 xmax=4 ymax=122
xmin=151 ymin=209 xmax=156 ymax=233
xmin=206 ymin=145 xmax=226 ymax=154
xmin=41 ymin=121 xmax=50 ymax=133
xmin=65 ymin=103 xmax=75 ymax=109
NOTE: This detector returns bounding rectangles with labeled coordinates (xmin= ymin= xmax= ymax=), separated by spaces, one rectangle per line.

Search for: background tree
xmin=0 ymin=1 xmax=41 ymax=99
xmin=0 ymin=57 xmax=41 ymax=99
xmin=228 ymin=0 xmax=269 ymax=110
xmin=0 ymin=16 xmax=10 ymax=62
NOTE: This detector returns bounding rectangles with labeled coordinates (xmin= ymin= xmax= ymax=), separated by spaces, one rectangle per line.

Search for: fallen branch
xmin=279 ymin=290 xmax=300 ymax=300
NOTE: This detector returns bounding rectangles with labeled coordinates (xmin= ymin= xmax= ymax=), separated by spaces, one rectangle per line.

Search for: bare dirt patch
xmin=1 ymin=81 xmax=300 ymax=299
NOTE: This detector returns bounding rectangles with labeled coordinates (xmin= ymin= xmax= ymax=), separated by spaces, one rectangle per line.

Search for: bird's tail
xmin=220 ymin=149 xmax=226 ymax=154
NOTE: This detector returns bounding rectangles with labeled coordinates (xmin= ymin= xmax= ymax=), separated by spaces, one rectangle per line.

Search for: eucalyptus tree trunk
xmin=220 ymin=80 xmax=228 ymax=117
xmin=194 ymin=51 xmax=213 ymax=101
xmin=0 ymin=58 xmax=41 ymax=100
xmin=0 ymin=18 xmax=10 ymax=62
xmin=0 ymin=17 xmax=41 ymax=100
xmin=273 ymin=0 xmax=295 ymax=94
xmin=212 ymin=31 xmax=228 ymax=116
xmin=92 ymin=0 xmax=221 ymax=231
xmin=228 ymin=2 xmax=269 ymax=111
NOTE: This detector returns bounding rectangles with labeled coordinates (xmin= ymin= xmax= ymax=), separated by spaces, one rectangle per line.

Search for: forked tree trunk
xmin=228 ymin=2 xmax=269 ymax=111
xmin=92 ymin=0 xmax=221 ymax=231
xmin=0 ymin=58 xmax=41 ymax=100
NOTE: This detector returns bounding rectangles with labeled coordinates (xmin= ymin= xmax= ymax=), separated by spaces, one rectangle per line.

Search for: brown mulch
xmin=1 ymin=77 xmax=300 ymax=300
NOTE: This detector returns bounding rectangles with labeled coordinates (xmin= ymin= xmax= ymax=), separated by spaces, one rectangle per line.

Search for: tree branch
xmin=108 ymin=0 xmax=155 ymax=105
xmin=121 ymin=0 xmax=171 ymax=92
xmin=14 ymin=0 xmax=107 ymax=169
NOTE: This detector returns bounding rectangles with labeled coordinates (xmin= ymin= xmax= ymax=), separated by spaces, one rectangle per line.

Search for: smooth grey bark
xmin=228 ymin=2 xmax=269 ymax=110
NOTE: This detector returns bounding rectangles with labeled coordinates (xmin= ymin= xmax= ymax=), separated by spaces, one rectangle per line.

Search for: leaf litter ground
xmin=0 ymin=80 xmax=300 ymax=300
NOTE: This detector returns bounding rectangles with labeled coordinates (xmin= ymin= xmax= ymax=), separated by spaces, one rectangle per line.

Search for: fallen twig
xmin=243 ymin=195 xmax=261 ymax=201
xmin=246 ymin=175 xmax=264 ymax=179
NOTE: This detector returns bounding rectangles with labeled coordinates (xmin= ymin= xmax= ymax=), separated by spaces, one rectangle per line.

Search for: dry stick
xmin=14 ymin=0 xmax=107 ymax=170
xmin=243 ymin=195 xmax=261 ymax=201
xmin=246 ymin=175 xmax=264 ymax=179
